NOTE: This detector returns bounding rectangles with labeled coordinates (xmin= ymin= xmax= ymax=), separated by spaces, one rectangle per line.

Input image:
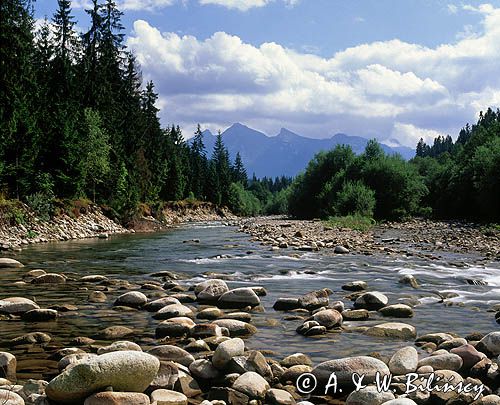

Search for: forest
xmin=1 ymin=0 xmax=498 ymax=224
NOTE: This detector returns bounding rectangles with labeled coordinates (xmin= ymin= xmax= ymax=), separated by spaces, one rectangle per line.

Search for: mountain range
xmin=197 ymin=123 xmax=415 ymax=178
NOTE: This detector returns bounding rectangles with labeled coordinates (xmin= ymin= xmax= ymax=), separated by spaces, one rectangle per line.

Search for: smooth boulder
xmin=365 ymin=322 xmax=416 ymax=340
xmin=218 ymin=288 xmax=260 ymax=308
xmin=0 ymin=258 xmax=24 ymax=268
xmin=114 ymin=291 xmax=148 ymax=308
xmin=354 ymin=292 xmax=388 ymax=310
xmin=0 ymin=297 xmax=40 ymax=315
xmin=389 ymin=346 xmax=418 ymax=375
xmin=46 ymin=351 xmax=160 ymax=403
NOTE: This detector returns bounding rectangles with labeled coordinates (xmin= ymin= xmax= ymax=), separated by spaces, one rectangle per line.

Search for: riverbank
xmin=239 ymin=216 xmax=500 ymax=263
xmin=0 ymin=200 xmax=236 ymax=250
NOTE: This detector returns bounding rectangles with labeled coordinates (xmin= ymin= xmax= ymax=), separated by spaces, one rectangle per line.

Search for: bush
xmin=325 ymin=215 xmax=375 ymax=231
xmin=25 ymin=192 xmax=54 ymax=221
xmin=264 ymin=188 xmax=290 ymax=215
xmin=228 ymin=183 xmax=262 ymax=216
xmin=334 ymin=181 xmax=375 ymax=217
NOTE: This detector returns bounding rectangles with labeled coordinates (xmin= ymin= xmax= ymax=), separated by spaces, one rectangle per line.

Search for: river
xmin=1 ymin=222 xmax=499 ymax=381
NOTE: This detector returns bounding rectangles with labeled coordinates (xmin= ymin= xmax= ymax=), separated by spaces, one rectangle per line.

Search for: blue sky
xmin=34 ymin=0 xmax=500 ymax=146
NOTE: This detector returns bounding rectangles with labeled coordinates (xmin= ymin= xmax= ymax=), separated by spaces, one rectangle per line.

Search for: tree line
xmin=286 ymin=109 xmax=499 ymax=222
xmin=1 ymin=0 xmax=286 ymax=218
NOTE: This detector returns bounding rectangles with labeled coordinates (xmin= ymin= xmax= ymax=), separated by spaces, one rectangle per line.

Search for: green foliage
xmin=325 ymin=215 xmax=375 ymax=232
xmin=264 ymin=187 xmax=290 ymax=215
xmin=25 ymin=192 xmax=54 ymax=221
xmin=228 ymin=182 xmax=262 ymax=216
xmin=334 ymin=181 xmax=375 ymax=217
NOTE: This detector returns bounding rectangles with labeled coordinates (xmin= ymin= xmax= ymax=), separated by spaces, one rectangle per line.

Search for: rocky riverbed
xmin=0 ymin=222 xmax=499 ymax=404
xmin=239 ymin=217 xmax=500 ymax=263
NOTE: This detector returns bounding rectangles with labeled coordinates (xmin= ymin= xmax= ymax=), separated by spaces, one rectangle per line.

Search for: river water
xmin=1 ymin=222 xmax=499 ymax=381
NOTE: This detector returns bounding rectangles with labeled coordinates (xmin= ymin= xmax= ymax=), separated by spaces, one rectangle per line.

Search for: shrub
xmin=334 ymin=181 xmax=375 ymax=217
xmin=228 ymin=182 xmax=262 ymax=216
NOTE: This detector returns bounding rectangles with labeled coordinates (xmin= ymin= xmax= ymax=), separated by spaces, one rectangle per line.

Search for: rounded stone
xmin=233 ymin=371 xmax=270 ymax=399
xmin=97 ymin=341 xmax=142 ymax=355
xmin=212 ymin=338 xmax=245 ymax=369
xmin=150 ymin=389 xmax=187 ymax=405
xmin=213 ymin=319 xmax=257 ymax=336
xmin=365 ymin=322 xmax=416 ymax=340
xmin=0 ymin=258 xmax=24 ymax=268
xmin=379 ymin=304 xmax=414 ymax=318
xmin=218 ymin=288 xmax=261 ymax=308
xmin=346 ymin=386 xmax=395 ymax=404
xmin=21 ymin=308 xmax=58 ymax=322
xmin=354 ymin=292 xmax=389 ymax=310
xmin=31 ymin=273 xmax=66 ymax=284
xmin=0 ymin=297 xmax=40 ymax=315
xmin=46 ymin=351 xmax=160 ymax=404
xmin=311 ymin=309 xmax=343 ymax=329
xmin=148 ymin=345 xmax=195 ymax=367
xmin=84 ymin=392 xmax=150 ymax=405
xmin=0 ymin=389 xmax=24 ymax=405
xmin=153 ymin=304 xmax=194 ymax=320
xmin=417 ymin=353 xmax=463 ymax=371
xmin=389 ymin=346 xmax=418 ymax=375
xmin=114 ymin=291 xmax=148 ymax=308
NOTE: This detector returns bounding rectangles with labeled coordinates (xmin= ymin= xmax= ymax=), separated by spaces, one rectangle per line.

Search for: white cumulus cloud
xmin=127 ymin=4 xmax=500 ymax=147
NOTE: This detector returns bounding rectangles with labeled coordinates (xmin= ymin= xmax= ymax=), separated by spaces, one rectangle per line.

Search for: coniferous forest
xmin=1 ymin=0 xmax=499 ymax=223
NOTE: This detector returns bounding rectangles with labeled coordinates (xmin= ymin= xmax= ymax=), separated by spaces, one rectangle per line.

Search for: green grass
xmin=325 ymin=215 xmax=376 ymax=232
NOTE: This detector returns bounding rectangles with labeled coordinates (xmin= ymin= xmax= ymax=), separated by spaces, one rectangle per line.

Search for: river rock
xmin=59 ymin=353 xmax=97 ymax=371
xmin=213 ymin=319 xmax=257 ymax=336
xmin=195 ymin=279 xmax=229 ymax=301
xmin=311 ymin=309 xmax=342 ymax=328
xmin=148 ymin=345 xmax=195 ymax=367
xmin=346 ymin=385 xmax=395 ymax=404
xmin=189 ymin=359 xmax=220 ymax=379
xmin=233 ymin=371 xmax=270 ymax=399
xmin=273 ymin=298 xmax=300 ymax=311
xmin=218 ymin=288 xmax=260 ymax=308
xmin=144 ymin=297 xmax=181 ymax=312
xmin=175 ymin=369 xmax=202 ymax=397
xmin=431 ymin=369 xmax=464 ymax=401
xmin=0 ymin=297 xmax=40 ymax=315
xmin=151 ymin=389 xmax=188 ymax=405
xmin=0 ymin=389 xmax=24 ymax=405
xmin=11 ymin=332 xmax=51 ymax=345
xmin=97 ymin=341 xmax=142 ymax=355
xmin=382 ymin=399 xmax=418 ymax=405
xmin=389 ymin=346 xmax=418 ymax=375
xmin=342 ymin=309 xmax=369 ymax=321
xmin=84 ymin=392 xmax=150 ymax=405
xmin=342 ymin=281 xmax=367 ymax=291
xmin=417 ymin=353 xmax=463 ymax=371
xmin=399 ymin=274 xmax=420 ymax=288
xmin=154 ymin=304 xmax=194 ymax=320
xmin=0 ymin=258 xmax=24 ymax=268
xmin=80 ymin=275 xmax=108 ymax=283
xmin=96 ymin=326 xmax=133 ymax=339
xmin=21 ymin=308 xmax=58 ymax=322
xmin=478 ymin=332 xmax=500 ymax=355
xmin=334 ymin=246 xmax=349 ymax=254
xmin=354 ymin=292 xmax=389 ymax=310
xmin=281 ymin=353 xmax=312 ymax=367
xmin=0 ymin=352 xmax=16 ymax=381
xmin=150 ymin=361 xmax=179 ymax=390
xmin=312 ymin=356 xmax=390 ymax=387
xmin=45 ymin=351 xmax=160 ymax=403
xmin=31 ymin=273 xmax=66 ymax=284
xmin=88 ymin=291 xmax=107 ymax=303
xmin=113 ymin=291 xmax=148 ymax=308
xmin=191 ymin=323 xmax=222 ymax=338
xmin=156 ymin=320 xmax=193 ymax=338
xmin=416 ymin=332 xmax=454 ymax=345
xmin=451 ymin=344 xmax=486 ymax=369
xmin=472 ymin=395 xmax=500 ymax=404
xmin=266 ymin=388 xmax=296 ymax=405
xmin=212 ymin=338 xmax=245 ymax=369
xmin=438 ymin=337 xmax=467 ymax=351
xmin=365 ymin=322 xmax=416 ymax=339
xmin=379 ymin=304 xmax=414 ymax=318
xmin=298 ymin=289 xmax=330 ymax=310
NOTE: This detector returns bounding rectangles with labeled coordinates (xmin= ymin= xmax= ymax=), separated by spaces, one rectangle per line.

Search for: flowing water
xmin=1 ymin=222 xmax=499 ymax=381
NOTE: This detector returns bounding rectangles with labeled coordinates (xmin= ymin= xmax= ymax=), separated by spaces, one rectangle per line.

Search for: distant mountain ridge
xmin=197 ymin=123 xmax=415 ymax=178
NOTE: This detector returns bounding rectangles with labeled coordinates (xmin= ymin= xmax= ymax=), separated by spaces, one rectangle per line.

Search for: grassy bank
xmin=324 ymin=215 xmax=376 ymax=232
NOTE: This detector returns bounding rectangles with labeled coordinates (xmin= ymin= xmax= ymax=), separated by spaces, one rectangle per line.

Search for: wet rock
xmin=148 ymin=345 xmax=195 ymax=367
xmin=218 ymin=288 xmax=260 ymax=308
xmin=0 ymin=352 xmax=16 ymax=381
xmin=417 ymin=353 xmax=463 ymax=371
xmin=11 ymin=332 xmax=51 ymax=346
xmin=150 ymin=389 xmax=187 ymax=405
xmin=23 ymin=269 xmax=46 ymax=278
xmin=212 ymin=338 xmax=245 ymax=369
xmin=334 ymin=246 xmax=349 ymax=254
xmin=342 ymin=281 xmax=367 ymax=292
xmin=0 ymin=258 xmax=24 ymax=268
xmin=0 ymin=297 xmax=40 ymax=315
xmin=175 ymin=370 xmax=202 ymax=397
xmin=59 ymin=353 xmax=98 ymax=371
xmin=21 ymin=309 xmax=58 ymax=322
xmin=189 ymin=359 xmax=219 ymax=380
xmin=273 ymin=298 xmax=300 ymax=311
xmin=298 ymin=289 xmax=330 ymax=310
xmin=221 ymin=311 xmax=251 ymax=322
xmin=415 ymin=332 xmax=454 ymax=345
xmin=266 ymin=388 xmax=296 ymax=405
xmin=190 ymin=323 xmax=222 ymax=338
xmin=233 ymin=371 xmax=270 ymax=399
xmin=281 ymin=353 xmax=312 ymax=367
xmin=451 ymin=344 xmax=486 ymax=369
xmin=311 ymin=309 xmax=342 ymax=329
xmin=154 ymin=304 xmax=194 ymax=320
xmin=312 ymin=356 xmax=390 ymax=387
xmin=389 ymin=347 xmax=418 ymax=375
xmin=296 ymin=320 xmax=326 ymax=336
xmin=80 ymin=275 xmax=108 ymax=283
xmin=113 ymin=291 xmax=148 ymax=308
xmin=88 ymin=291 xmax=107 ymax=303
xmin=280 ymin=365 xmax=312 ymax=384
xmin=213 ymin=319 xmax=257 ymax=336
xmin=156 ymin=320 xmax=193 ymax=339
xmin=478 ymin=332 xmax=500 ymax=355
xmin=195 ymin=280 xmax=229 ymax=303
xmin=379 ymin=304 xmax=414 ymax=318
xmin=365 ymin=322 xmax=416 ymax=340
xmin=197 ymin=307 xmax=223 ymax=320
xmin=0 ymin=389 xmax=24 ymax=405
xmin=399 ymin=274 xmax=420 ymax=288
xmin=342 ymin=309 xmax=369 ymax=321
xmin=431 ymin=369 xmax=463 ymax=402
xmin=31 ymin=273 xmax=66 ymax=284
xmin=144 ymin=297 xmax=181 ymax=312
xmin=97 ymin=341 xmax=142 ymax=355
xmin=84 ymin=392 xmax=150 ymax=405
xmin=185 ymin=339 xmax=210 ymax=352
xmin=438 ymin=337 xmax=467 ymax=351
xmin=96 ymin=326 xmax=134 ymax=340
xmin=346 ymin=385 xmax=395 ymax=404
xmin=354 ymin=292 xmax=389 ymax=310
xmin=150 ymin=361 xmax=179 ymax=390
xmin=45 ymin=351 xmax=160 ymax=404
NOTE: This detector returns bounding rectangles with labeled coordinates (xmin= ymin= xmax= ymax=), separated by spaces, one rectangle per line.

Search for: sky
xmin=34 ymin=0 xmax=500 ymax=146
